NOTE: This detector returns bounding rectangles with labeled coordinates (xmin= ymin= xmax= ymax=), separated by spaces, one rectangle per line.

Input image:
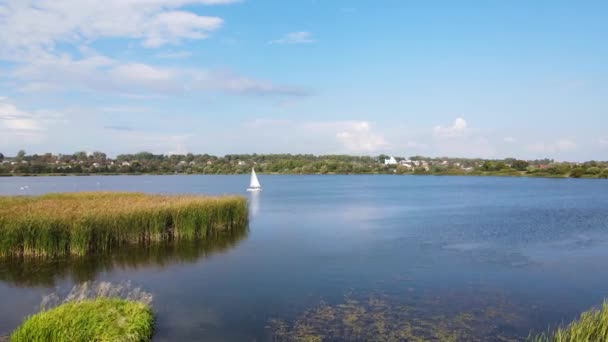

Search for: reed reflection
xmin=0 ymin=226 xmax=249 ymax=287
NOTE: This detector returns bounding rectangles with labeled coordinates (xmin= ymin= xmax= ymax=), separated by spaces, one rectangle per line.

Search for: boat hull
xmin=247 ymin=188 xmax=262 ymax=192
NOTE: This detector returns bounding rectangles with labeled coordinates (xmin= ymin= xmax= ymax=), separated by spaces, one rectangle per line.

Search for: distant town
xmin=1 ymin=150 xmax=607 ymax=179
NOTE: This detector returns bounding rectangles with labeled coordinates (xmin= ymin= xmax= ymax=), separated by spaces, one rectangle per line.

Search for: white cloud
xmin=156 ymin=51 xmax=192 ymax=59
xmin=245 ymin=119 xmax=387 ymax=154
xmin=527 ymin=139 xmax=577 ymax=154
xmin=0 ymin=98 xmax=43 ymax=131
xmin=599 ymin=138 xmax=608 ymax=146
xmin=503 ymin=137 xmax=516 ymax=143
xmin=269 ymin=31 xmax=315 ymax=44
xmin=0 ymin=98 xmax=67 ymax=148
xmin=433 ymin=117 xmax=468 ymax=138
xmin=335 ymin=121 xmax=387 ymax=153
xmin=0 ymin=0 xmax=236 ymax=58
xmin=193 ymin=71 xmax=312 ymax=96
xmin=11 ymin=53 xmax=311 ymax=97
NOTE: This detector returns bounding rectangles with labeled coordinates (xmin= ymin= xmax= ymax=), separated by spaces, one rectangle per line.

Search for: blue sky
xmin=0 ymin=0 xmax=606 ymax=160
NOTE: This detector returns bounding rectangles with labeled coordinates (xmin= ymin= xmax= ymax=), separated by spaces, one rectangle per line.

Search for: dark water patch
xmin=0 ymin=227 xmax=248 ymax=287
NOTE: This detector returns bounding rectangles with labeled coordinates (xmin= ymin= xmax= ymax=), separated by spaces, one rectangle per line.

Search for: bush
xmin=11 ymin=298 xmax=153 ymax=342
xmin=586 ymin=167 xmax=602 ymax=175
xmin=570 ymin=168 xmax=586 ymax=178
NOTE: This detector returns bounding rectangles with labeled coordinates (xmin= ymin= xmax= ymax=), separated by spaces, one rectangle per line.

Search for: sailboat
xmin=247 ymin=168 xmax=262 ymax=192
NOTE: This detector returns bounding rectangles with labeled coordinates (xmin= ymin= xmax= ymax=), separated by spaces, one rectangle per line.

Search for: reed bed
xmin=529 ymin=301 xmax=608 ymax=342
xmin=0 ymin=192 xmax=248 ymax=257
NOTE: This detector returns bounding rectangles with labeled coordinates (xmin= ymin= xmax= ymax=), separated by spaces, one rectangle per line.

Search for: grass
xmin=10 ymin=298 xmax=153 ymax=342
xmin=0 ymin=192 xmax=248 ymax=257
xmin=529 ymin=301 xmax=608 ymax=342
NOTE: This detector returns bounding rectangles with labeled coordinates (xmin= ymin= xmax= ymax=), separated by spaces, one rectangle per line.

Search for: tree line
xmin=1 ymin=150 xmax=607 ymax=178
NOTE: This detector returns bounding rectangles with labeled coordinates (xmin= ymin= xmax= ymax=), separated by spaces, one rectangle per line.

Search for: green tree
xmin=586 ymin=167 xmax=601 ymax=175
xmin=0 ymin=152 xmax=4 ymax=161
xmin=17 ymin=150 xmax=26 ymax=160
xmin=570 ymin=168 xmax=586 ymax=178
xmin=511 ymin=160 xmax=529 ymax=171
xmin=74 ymin=151 xmax=88 ymax=161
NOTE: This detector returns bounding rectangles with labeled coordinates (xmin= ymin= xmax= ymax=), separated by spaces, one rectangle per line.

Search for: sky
xmin=0 ymin=0 xmax=607 ymax=160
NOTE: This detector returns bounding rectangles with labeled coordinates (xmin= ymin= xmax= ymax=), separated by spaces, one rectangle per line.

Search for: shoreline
xmin=1 ymin=172 xmax=605 ymax=180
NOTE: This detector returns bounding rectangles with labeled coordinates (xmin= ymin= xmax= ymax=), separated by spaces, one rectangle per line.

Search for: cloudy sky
xmin=0 ymin=0 xmax=606 ymax=160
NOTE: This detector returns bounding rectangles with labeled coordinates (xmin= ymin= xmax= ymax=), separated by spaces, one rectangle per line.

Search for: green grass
xmin=529 ymin=301 xmax=608 ymax=342
xmin=0 ymin=192 xmax=248 ymax=257
xmin=10 ymin=298 xmax=153 ymax=342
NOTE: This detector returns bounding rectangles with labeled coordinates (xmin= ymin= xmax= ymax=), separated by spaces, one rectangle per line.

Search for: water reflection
xmin=0 ymin=227 xmax=248 ymax=287
xmin=249 ymin=190 xmax=261 ymax=218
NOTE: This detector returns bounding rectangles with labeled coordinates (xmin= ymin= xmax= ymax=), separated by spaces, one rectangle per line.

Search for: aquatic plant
xmin=529 ymin=301 xmax=608 ymax=342
xmin=0 ymin=192 xmax=248 ymax=256
xmin=11 ymin=281 xmax=154 ymax=342
xmin=268 ymin=295 xmax=523 ymax=342
xmin=10 ymin=298 xmax=153 ymax=342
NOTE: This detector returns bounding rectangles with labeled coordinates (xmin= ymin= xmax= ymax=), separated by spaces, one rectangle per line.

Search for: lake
xmin=1 ymin=175 xmax=608 ymax=340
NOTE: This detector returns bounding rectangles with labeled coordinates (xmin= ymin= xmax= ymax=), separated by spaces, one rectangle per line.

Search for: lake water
xmin=1 ymin=175 xmax=608 ymax=340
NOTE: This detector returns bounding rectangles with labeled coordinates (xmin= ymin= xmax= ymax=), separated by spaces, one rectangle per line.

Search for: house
xmin=237 ymin=161 xmax=245 ymax=166
xmin=384 ymin=156 xmax=397 ymax=165
xmin=121 ymin=161 xmax=131 ymax=167
xmin=399 ymin=160 xmax=413 ymax=169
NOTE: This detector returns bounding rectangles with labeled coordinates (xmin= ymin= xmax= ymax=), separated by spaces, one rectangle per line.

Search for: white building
xmin=384 ymin=156 xmax=397 ymax=165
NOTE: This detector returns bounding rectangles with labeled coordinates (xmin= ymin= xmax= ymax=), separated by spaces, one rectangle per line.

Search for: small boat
xmin=247 ymin=168 xmax=262 ymax=192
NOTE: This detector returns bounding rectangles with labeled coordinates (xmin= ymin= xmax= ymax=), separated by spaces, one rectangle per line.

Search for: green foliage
xmin=586 ymin=167 xmax=601 ymax=175
xmin=570 ymin=168 xmax=586 ymax=178
xmin=529 ymin=301 xmax=608 ymax=342
xmin=0 ymin=192 xmax=248 ymax=257
xmin=10 ymin=298 xmax=153 ymax=342
xmin=512 ymin=160 xmax=529 ymax=171
xmin=2 ymin=150 xmax=607 ymax=178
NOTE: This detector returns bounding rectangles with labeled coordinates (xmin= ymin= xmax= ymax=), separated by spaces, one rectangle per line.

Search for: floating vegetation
xmin=11 ymin=281 xmax=154 ymax=342
xmin=0 ymin=192 xmax=248 ymax=256
xmin=529 ymin=301 xmax=608 ymax=342
xmin=0 ymin=227 xmax=248 ymax=287
xmin=268 ymin=294 xmax=524 ymax=341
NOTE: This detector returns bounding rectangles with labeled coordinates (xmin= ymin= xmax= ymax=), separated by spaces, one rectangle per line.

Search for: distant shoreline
xmin=1 ymin=172 xmax=605 ymax=179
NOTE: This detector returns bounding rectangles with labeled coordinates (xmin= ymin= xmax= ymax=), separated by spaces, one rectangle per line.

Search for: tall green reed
xmin=0 ymin=192 xmax=248 ymax=257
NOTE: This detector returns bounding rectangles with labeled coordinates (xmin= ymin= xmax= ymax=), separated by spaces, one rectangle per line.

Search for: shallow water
xmin=1 ymin=175 xmax=608 ymax=340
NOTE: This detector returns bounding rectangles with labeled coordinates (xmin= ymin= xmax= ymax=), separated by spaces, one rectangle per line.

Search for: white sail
xmin=248 ymin=168 xmax=261 ymax=190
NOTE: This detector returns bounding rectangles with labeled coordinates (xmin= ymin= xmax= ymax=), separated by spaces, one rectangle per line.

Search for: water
xmin=1 ymin=175 xmax=608 ymax=340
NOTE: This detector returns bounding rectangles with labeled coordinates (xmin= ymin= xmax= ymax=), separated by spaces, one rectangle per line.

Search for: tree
xmin=511 ymin=160 xmax=529 ymax=171
xmin=0 ymin=152 xmax=4 ymax=161
xmin=74 ymin=151 xmax=88 ymax=161
xmin=17 ymin=150 xmax=26 ymax=160
xmin=570 ymin=168 xmax=585 ymax=178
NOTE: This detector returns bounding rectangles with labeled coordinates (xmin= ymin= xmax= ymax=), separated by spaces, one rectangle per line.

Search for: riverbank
xmin=0 ymin=192 xmax=248 ymax=257
xmin=2 ymin=171 xmax=607 ymax=179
